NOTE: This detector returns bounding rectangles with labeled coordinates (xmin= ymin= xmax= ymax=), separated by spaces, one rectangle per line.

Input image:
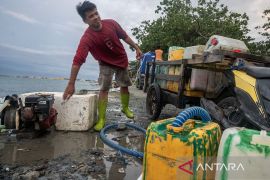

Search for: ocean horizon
xmin=0 ymin=76 xmax=99 ymax=99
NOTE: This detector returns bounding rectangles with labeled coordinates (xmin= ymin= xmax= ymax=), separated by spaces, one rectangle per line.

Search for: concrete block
xmin=19 ymin=92 xmax=97 ymax=131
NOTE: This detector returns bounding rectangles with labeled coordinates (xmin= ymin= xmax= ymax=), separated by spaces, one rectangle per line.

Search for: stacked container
xmin=167 ymin=66 xmax=175 ymax=92
xmin=183 ymin=45 xmax=205 ymax=59
xmin=155 ymin=65 xmax=168 ymax=89
xmin=168 ymin=46 xmax=185 ymax=61
xmin=165 ymin=65 xmax=181 ymax=93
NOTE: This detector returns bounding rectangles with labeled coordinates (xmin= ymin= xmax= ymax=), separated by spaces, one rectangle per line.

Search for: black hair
xmin=76 ymin=1 xmax=96 ymax=20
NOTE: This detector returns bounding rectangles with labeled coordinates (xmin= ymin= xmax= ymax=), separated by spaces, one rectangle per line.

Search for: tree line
xmin=131 ymin=0 xmax=270 ymax=56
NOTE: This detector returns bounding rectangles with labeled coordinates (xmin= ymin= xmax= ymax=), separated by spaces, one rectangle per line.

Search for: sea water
xmin=0 ymin=76 xmax=99 ymax=100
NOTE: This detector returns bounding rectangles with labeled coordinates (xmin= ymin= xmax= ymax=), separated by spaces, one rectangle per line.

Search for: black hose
xmin=100 ymin=123 xmax=146 ymax=159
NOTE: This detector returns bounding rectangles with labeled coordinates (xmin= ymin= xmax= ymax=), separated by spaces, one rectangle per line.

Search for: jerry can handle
xmin=167 ymin=107 xmax=211 ymax=133
xmin=251 ymin=130 xmax=270 ymax=146
xmin=167 ymin=120 xmax=195 ymax=133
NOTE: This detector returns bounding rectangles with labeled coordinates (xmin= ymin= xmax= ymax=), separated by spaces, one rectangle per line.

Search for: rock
xmin=78 ymin=165 xmax=88 ymax=174
xmin=20 ymin=171 xmax=40 ymax=180
xmin=88 ymin=167 xmax=95 ymax=173
xmin=116 ymin=123 xmax=127 ymax=131
xmin=118 ymin=168 xmax=125 ymax=174
xmin=38 ymin=170 xmax=45 ymax=177
xmin=87 ymin=176 xmax=96 ymax=180
xmin=90 ymin=149 xmax=102 ymax=156
xmin=97 ymin=174 xmax=106 ymax=180
xmin=12 ymin=173 xmax=20 ymax=180
xmin=87 ymin=161 xmax=96 ymax=166
xmin=78 ymin=89 xmax=89 ymax=95
xmin=40 ymin=174 xmax=61 ymax=180
xmin=33 ymin=165 xmax=47 ymax=171
xmin=96 ymin=157 xmax=102 ymax=161
xmin=94 ymin=166 xmax=105 ymax=173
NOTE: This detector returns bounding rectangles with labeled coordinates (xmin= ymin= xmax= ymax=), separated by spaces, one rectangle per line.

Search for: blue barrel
xmin=140 ymin=52 xmax=155 ymax=74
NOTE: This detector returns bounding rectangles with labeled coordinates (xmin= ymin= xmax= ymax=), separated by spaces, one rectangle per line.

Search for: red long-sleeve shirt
xmin=73 ymin=19 xmax=129 ymax=68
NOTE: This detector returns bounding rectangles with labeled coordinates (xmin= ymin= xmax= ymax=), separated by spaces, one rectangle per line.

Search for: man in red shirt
xmin=63 ymin=1 xmax=143 ymax=131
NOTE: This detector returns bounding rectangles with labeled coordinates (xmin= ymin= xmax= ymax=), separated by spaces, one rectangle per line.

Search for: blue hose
xmin=100 ymin=123 xmax=146 ymax=159
xmin=172 ymin=106 xmax=211 ymax=127
xmin=100 ymin=107 xmax=210 ymax=158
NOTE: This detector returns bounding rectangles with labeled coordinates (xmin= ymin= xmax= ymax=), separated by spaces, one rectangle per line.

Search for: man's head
xmin=76 ymin=1 xmax=101 ymax=30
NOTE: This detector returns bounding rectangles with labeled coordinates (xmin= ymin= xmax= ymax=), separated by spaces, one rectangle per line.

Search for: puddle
xmin=0 ymin=129 xmax=144 ymax=180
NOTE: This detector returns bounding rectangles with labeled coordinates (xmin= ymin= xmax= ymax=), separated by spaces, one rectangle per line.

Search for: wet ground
xmin=0 ymin=86 xmax=181 ymax=180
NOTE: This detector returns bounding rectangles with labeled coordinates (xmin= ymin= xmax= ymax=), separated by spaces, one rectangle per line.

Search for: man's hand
xmin=123 ymin=36 xmax=143 ymax=60
xmin=63 ymin=83 xmax=75 ymax=100
xmin=63 ymin=65 xmax=80 ymax=100
xmin=136 ymin=49 xmax=143 ymax=60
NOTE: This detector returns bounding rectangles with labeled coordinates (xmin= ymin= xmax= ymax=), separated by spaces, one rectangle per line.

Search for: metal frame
xmin=144 ymin=49 xmax=270 ymax=111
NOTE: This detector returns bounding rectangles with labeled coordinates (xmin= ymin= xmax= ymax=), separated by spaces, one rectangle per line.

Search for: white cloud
xmin=220 ymin=0 xmax=270 ymax=41
xmin=0 ymin=0 xmax=269 ymax=79
xmin=0 ymin=43 xmax=74 ymax=56
xmin=0 ymin=7 xmax=39 ymax=24
xmin=66 ymin=21 xmax=87 ymax=30
xmin=50 ymin=22 xmax=87 ymax=34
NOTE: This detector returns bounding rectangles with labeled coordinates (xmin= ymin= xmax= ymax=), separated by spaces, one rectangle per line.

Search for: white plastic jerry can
xmin=204 ymin=35 xmax=249 ymax=53
xmin=183 ymin=45 xmax=205 ymax=59
xmin=215 ymin=127 xmax=270 ymax=180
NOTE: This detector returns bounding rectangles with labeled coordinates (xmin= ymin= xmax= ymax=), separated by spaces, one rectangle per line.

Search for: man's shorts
xmin=98 ymin=64 xmax=132 ymax=91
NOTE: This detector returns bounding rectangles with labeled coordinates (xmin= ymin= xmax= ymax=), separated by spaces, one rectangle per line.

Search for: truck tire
xmin=146 ymin=84 xmax=162 ymax=120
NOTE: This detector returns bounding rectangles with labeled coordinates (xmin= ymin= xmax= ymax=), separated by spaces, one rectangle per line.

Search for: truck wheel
xmin=146 ymin=84 xmax=162 ymax=120
xmin=136 ymin=78 xmax=140 ymax=89
xmin=143 ymin=76 xmax=148 ymax=93
xmin=139 ymin=83 xmax=143 ymax=90
xmin=217 ymin=97 xmax=245 ymax=126
xmin=143 ymin=83 xmax=148 ymax=93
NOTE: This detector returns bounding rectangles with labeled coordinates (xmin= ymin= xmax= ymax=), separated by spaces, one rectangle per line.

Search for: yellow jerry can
xmin=167 ymin=81 xmax=174 ymax=92
xmin=142 ymin=107 xmax=221 ymax=180
xmin=172 ymin=82 xmax=179 ymax=92
xmin=174 ymin=65 xmax=181 ymax=75
xmin=167 ymin=65 xmax=178 ymax=92
xmin=169 ymin=66 xmax=175 ymax=75
xmin=166 ymin=81 xmax=179 ymax=93
xmin=168 ymin=46 xmax=185 ymax=61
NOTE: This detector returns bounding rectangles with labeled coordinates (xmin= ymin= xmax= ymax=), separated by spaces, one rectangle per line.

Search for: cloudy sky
xmin=0 ymin=0 xmax=269 ymax=80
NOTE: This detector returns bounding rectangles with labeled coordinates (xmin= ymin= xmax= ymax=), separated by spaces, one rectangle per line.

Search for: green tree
xmin=132 ymin=0 xmax=253 ymax=55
